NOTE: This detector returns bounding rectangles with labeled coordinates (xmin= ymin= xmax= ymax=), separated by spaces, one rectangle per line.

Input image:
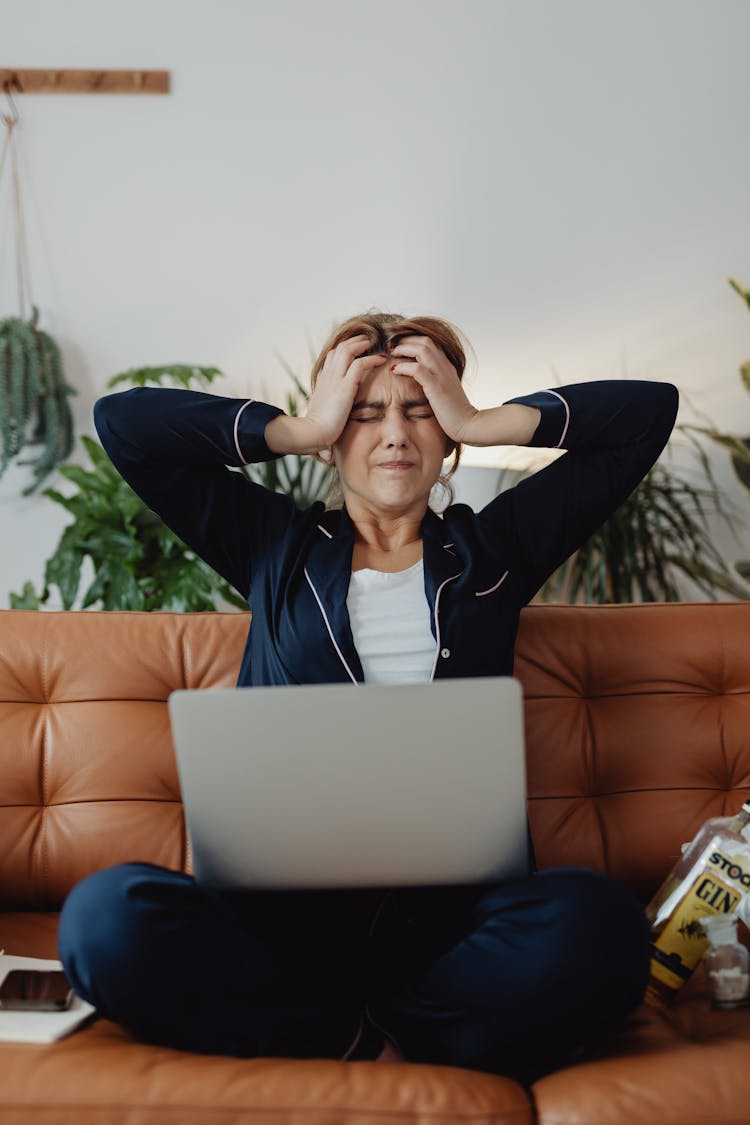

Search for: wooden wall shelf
xmin=1 ymin=69 xmax=170 ymax=95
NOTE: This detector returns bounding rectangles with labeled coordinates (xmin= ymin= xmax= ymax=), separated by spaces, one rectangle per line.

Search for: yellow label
xmin=649 ymin=869 xmax=742 ymax=993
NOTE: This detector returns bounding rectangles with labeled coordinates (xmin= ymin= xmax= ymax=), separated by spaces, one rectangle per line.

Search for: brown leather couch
xmin=2 ymin=603 xmax=750 ymax=1125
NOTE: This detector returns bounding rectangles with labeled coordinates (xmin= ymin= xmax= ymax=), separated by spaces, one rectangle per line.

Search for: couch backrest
xmin=515 ymin=602 xmax=750 ymax=901
xmin=0 ymin=611 xmax=242 ymax=909
xmin=1 ymin=604 xmax=748 ymax=909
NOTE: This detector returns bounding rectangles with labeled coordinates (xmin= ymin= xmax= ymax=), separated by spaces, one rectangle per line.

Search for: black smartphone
xmin=0 ymin=969 xmax=74 ymax=1011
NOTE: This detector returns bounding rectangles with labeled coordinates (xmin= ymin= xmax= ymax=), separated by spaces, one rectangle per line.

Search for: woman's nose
xmin=380 ymin=408 xmax=410 ymax=444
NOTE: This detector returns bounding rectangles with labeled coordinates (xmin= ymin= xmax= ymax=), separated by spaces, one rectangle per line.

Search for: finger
xmin=345 ymin=341 xmax=383 ymax=366
xmin=390 ymin=345 xmax=424 ymax=362
xmin=341 ymin=351 xmax=384 ymax=386
xmin=390 ymin=362 xmax=426 ymax=385
xmin=352 ymin=353 xmax=388 ymax=371
xmin=390 ymin=359 xmax=420 ymax=374
xmin=391 ymin=336 xmax=428 ymax=352
xmin=328 ymin=335 xmax=370 ymax=361
xmin=323 ymin=338 xmax=379 ymax=374
xmin=343 ymin=335 xmax=374 ymax=351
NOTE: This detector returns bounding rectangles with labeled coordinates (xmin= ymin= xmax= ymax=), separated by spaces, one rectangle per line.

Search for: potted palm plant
xmin=678 ymin=278 xmax=750 ymax=589
xmin=536 ymin=457 xmax=746 ymax=603
xmin=537 ymin=278 xmax=750 ymax=603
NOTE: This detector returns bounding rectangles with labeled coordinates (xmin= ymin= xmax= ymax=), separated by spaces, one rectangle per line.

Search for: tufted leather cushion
xmin=0 ymin=611 xmax=243 ymax=909
xmin=516 ymin=602 xmax=750 ymax=900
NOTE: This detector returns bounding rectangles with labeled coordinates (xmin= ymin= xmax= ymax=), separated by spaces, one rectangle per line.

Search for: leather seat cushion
xmin=532 ymin=967 xmax=750 ymax=1125
xmin=1 ymin=914 xmax=533 ymax=1125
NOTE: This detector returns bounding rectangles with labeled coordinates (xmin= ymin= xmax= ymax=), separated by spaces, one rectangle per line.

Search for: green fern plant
xmin=10 ymin=363 xmax=328 ymax=611
xmin=11 ymin=433 xmax=249 ymax=611
xmin=0 ymin=305 xmax=76 ymax=493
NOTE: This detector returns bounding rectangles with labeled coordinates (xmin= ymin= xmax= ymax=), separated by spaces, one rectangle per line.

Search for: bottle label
xmin=707 ymin=849 xmax=750 ymax=889
xmin=650 ymin=857 xmax=744 ymax=992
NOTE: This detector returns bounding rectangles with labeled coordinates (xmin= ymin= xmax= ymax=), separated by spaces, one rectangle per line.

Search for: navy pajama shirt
xmin=58 ymin=378 xmax=678 ymax=1076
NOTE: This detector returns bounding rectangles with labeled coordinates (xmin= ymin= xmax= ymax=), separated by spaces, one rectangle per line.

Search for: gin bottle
xmin=645 ymin=799 xmax=750 ymax=1007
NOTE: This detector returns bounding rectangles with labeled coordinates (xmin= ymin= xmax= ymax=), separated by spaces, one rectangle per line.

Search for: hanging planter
xmin=1 ymin=88 xmax=76 ymax=493
xmin=0 ymin=305 xmax=76 ymax=493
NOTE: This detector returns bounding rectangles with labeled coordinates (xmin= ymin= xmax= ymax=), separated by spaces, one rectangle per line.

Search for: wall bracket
xmin=1 ymin=69 xmax=170 ymax=95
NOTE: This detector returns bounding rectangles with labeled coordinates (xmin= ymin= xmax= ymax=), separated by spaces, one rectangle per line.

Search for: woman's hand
xmin=390 ymin=339 xmax=541 ymax=447
xmin=303 ymin=335 xmax=385 ymax=457
xmin=389 ymin=336 xmax=480 ymax=444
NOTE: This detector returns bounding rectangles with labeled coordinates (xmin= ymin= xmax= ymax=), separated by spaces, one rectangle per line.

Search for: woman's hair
xmin=309 ymin=309 xmax=473 ymax=512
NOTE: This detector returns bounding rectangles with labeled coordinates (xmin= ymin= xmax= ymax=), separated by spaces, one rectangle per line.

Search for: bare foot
xmin=375 ymin=1038 xmax=405 ymax=1063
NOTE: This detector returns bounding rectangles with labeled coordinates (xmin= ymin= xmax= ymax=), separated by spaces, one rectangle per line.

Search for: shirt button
xmin=440 ymin=647 xmax=450 ymax=659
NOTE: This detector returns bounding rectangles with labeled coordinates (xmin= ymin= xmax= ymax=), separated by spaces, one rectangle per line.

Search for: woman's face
xmin=331 ymin=360 xmax=451 ymax=519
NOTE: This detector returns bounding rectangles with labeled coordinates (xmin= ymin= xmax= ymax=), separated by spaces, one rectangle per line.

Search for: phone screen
xmin=0 ymin=970 xmax=74 ymax=1011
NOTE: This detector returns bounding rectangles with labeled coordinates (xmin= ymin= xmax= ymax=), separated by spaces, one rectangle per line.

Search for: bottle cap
xmin=701 ymin=913 xmax=740 ymax=945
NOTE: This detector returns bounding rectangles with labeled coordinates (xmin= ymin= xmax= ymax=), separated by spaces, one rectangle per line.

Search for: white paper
xmin=0 ymin=953 xmax=96 ymax=1043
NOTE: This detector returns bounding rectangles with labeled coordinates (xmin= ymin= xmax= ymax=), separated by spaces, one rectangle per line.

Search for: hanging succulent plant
xmin=0 ymin=304 xmax=76 ymax=493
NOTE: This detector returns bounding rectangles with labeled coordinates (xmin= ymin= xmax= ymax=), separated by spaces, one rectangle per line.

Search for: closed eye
xmin=351 ymin=411 xmax=434 ymax=422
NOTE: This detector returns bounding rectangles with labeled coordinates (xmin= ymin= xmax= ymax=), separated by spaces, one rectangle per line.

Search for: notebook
xmin=168 ymin=677 xmax=530 ymax=890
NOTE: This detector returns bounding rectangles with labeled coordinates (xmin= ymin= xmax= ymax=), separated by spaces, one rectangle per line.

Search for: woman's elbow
xmin=659 ymin=381 xmax=680 ymax=428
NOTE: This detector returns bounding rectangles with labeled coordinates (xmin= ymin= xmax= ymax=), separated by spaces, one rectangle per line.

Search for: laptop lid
xmin=168 ymin=677 xmax=529 ymax=890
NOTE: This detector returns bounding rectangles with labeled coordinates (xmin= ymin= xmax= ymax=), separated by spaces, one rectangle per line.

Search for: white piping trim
xmin=304 ymin=567 xmax=359 ymax=684
xmin=233 ymin=399 xmax=255 ymax=464
xmin=544 ymin=389 xmax=570 ymax=448
xmin=475 ymin=569 xmax=509 ymax=598
xmin=340 ymin=1013 xmax=364 ymax=1061
xmin=317 ymin=524 xmax=333 ymax=539
xmin=429 ymin=571 xmax=462 ymax=681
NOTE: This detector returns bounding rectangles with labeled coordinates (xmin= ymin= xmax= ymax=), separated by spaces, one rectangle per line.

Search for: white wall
xmin=2 ymin=0 xmax=749 ymax=606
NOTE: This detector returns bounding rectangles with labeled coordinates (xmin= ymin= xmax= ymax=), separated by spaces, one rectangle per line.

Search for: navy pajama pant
xmin=58 ymin=862 xmax=650 ymax=1080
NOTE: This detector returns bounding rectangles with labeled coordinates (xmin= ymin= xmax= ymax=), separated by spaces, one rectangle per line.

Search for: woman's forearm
xmin=463 ymin=403 xmax=542 ymax=447
xmin=265 ymin=415 xmax=320 ymax=456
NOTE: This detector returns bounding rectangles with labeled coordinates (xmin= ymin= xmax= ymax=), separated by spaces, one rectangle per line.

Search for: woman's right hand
xmin=302 ymin=335 xmax=385 ymax=455
xmin=264 ymin=335 xmax=385 ymax=457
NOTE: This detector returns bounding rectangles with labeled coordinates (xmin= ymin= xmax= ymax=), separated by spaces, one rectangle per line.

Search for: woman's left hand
xmin=389 ymin=336 xmax=480 ymax=444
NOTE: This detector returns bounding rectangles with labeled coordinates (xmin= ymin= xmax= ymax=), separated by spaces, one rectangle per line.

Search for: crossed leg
xmin=366 ymin=866 xmax=651 ymax=1079
xmin=58 ymin=861 xmax=387 ymax=1060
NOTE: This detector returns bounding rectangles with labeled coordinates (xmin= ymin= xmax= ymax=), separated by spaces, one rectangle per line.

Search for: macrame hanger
xmin=0 ymin=81 xmax=35 ymax=323
xmin=1 ymin=80 xmax=19 ymax=127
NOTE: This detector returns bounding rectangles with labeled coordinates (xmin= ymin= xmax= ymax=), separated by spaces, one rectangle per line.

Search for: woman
xmin=58 ymin=311 xmax=679 ymax=1079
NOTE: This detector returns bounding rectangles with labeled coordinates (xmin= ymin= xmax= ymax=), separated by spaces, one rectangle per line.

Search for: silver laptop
xmin=168 ymin=677 xmax=529 ymax=890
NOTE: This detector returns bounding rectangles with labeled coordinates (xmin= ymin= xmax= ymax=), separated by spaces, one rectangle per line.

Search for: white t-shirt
xmin=346 ymin=559 xmax=436 ymax=683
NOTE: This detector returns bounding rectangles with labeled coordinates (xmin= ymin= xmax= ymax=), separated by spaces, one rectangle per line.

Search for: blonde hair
xmin=310 ymin=309 xmax=472 ymax=512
